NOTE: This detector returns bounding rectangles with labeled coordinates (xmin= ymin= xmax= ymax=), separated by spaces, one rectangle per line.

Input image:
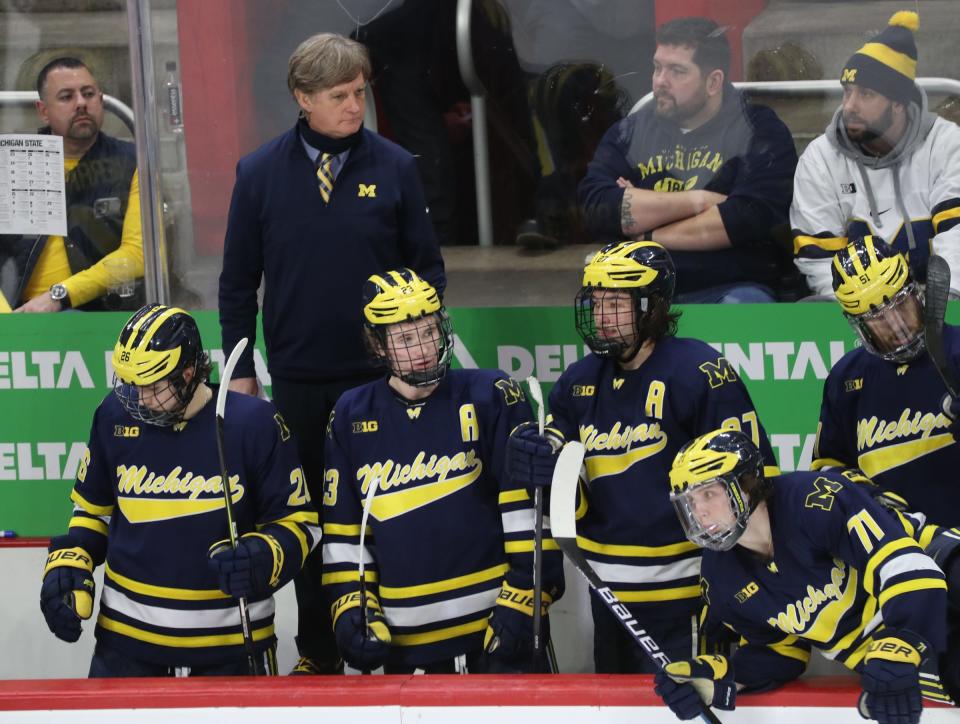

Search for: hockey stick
xmin=357 ymin=473 xmax=381 ymax=674
xmin=924 ymin=254 xmax=959 ymax=398
xmin=549 ymin=441 xmax=722 ymax=724
xmin=215 ymin=337 xmax=259 ymax=676
xmin=525 ymin=375 xmax=557 ymax=673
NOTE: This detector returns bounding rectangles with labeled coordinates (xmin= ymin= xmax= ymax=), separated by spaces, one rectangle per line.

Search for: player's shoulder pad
xmin=453 ymin=368 xmax=527 ymax=409
xmin=331 ymin=378 xmax=381 ymax=420
xmin=668 ymin=338 xmax=743 ymax=390
xmin=224 ymin=389 xmax=282 ymax=430
xmin=776 ymin=469 xmax=869 ymax=521
xmin=554 ymin=352 xmax=604 ymax=388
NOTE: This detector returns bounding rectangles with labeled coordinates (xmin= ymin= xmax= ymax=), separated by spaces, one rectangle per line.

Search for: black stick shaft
xmin=216 ymin=415 xmax=258 ymax=675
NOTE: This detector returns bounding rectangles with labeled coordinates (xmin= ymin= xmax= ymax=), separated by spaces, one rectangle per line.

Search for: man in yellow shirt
xmin=2 ymin=57 xmax=142 ymax=312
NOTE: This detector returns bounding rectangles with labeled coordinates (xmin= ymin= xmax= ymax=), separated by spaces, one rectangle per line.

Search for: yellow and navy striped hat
xmin=840 ymin=10 xmax=919 ymax=104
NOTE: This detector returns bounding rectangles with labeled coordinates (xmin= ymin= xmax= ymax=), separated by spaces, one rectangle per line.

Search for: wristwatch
xmin=49 ymin=283 xmax=71 ymax=309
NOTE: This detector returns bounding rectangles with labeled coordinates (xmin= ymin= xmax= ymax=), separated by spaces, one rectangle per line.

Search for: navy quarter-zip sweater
xmin=219 ymin=125 xmax=446 ymax=382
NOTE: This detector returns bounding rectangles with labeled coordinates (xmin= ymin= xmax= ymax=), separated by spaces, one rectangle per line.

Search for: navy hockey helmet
xmin=112 ymin=303 xmax=211 ymax=426
xmin=832 ymin=235 xmax=924 ymax=363
xmin=361 ymin=269 xmax=453 ymax=387
xmin=575 ymin=241 xmax=677 ymax=359
xmin=669 ymin=429 xmax=768 ymax=551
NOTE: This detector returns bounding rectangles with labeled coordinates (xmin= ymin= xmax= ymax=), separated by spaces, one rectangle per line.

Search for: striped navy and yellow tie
xmin=316 ymin=152 xmax=334 ymax=203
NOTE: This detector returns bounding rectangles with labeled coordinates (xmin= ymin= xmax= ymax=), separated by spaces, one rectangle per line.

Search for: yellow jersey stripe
xmin=71 ymin=490 xmax=114 ymax=517
xmin=919 ymin=525 xmax=940 ymax=550
xmin=499 ymin=489 xmax=530 ymax=504
xmin=768 ymin=637 xmax=811 ymax=664
xmin=809 ymin=457 xmax=846 ymax=471
xmin=832 ymin=592 xmax=877 ymax=664
xmin=379 ymin=563 xmax=508 ymax=599
xmin=933 ymin=206 xmax=960 ymax=231
xmin=323 ymin=523 xmax=366 ymax=537
xmin=863 ymin=537 xmax=918 ymax=595
xmin=69 ymin=515 xmax=108 ymax=536
xmin=858 ymin=434 xmax=955 ymax=478
xmin=579 ymin=535 xmax=698 ymax=557
xmin=105 ymin=563 xmax=228 ymax=601
xmin=793 ymin=235 xmax=848 ymax=254
xmin=320 ymin=570 xmax=378 ymax=585
xmin=392 ymin=617 xmax=488 ymax=646
xmin=264 ymin=510 xmax=319 ymax=527
xmin=612 ymin=585 xmax=701 ymax=603
xmin=504 ymin=540 xmax=560 ymax=553
xmin=98 ymin=615 xmax=273 ymax=648
xmin=878 ymin=578 xmax=947 ymax=609
xmin=276 ymin=520 xmax=310 ymax=561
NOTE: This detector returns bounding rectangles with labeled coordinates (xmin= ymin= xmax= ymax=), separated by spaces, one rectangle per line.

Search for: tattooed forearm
xmin=620 ymin=189 xmax=640 ymax=236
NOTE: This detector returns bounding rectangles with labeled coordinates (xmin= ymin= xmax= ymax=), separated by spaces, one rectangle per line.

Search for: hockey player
xmin=511 ymin=240 xmax=778 ymax=673
xmin=656 ymin=428 xmax=955 ymax=723
xmin=812 ymin=235 xmax=960 ymax=526
xmin=321 ymin=269 xmax=563 ymax=673
xmin=39 ymin=304 xmax=320 ymax=676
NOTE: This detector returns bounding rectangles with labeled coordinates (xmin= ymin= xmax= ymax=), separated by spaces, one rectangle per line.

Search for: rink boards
xmin=0 ymin=675 xmax=957 ymax=723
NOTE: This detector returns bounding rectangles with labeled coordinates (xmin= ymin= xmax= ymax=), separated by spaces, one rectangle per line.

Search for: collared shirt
xmin=300 ymin=136 xmax=350 ymax=181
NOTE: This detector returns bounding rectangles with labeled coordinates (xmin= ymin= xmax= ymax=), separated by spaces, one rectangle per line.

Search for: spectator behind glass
xmin=218 ymin=32 xmax=445 ymax=675
xmin=791 ymin=10 xmax=960 ymax=298
xmin=0 ymin=57 xmax=144 ymax=312
xmin=578 ymin=17 xmax=798 ymax=303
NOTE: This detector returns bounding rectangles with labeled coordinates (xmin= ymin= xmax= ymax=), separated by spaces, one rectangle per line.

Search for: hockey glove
xmin=40 ymin=542 xmax=96 ymax=643
xmin=942 ymin=395 xmax=960 ymax=441
xmin=332 ymin=591 xmax=391 ymax=670
xmin=507 ymin=422 xmax=564 ymax=490
xmin=483 ymin=582 xmax=552 ymax=666
xmin=208 ymin=533 xmax=281 ymax=600
xmin=858 ymin=631 xmax=927 ymax=724
xmin=654 ymin=655 xmax=736 ymax=720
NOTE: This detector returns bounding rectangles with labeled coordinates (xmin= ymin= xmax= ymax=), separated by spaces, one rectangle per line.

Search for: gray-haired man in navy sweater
xmin=219 ymin=32 xmax=444 ymax=675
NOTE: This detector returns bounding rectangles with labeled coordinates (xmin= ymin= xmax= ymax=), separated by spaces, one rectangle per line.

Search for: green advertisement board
xmin=0 ymin=304 xmax=893 ymax=535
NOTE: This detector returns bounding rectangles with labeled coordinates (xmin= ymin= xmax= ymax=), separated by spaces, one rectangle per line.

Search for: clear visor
xmin=671 ymin=479 xmax=745 ymax=552
xmin=850 ymin=284 xmax=924 ymax=363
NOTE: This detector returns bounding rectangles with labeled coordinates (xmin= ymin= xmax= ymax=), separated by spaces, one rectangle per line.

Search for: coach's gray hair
xmin=287 ymin=33 xmax=371 ymax=96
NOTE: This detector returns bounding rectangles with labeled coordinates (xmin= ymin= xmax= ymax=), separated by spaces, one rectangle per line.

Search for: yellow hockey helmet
xmin=831 ymin=236 xmax=924 ymax=363
xmin=832 ymin=235 xmax=910 ymax=315
xmin=576 ymin=241 xmax=677 ymax=359
xmin=361 ymin=269 xmax=452 ymax=387
xmin=669 ymin=429 xmax=766 ymax=551
xmin=581 ymin=241 xmax=676 ymax=293
xmin=111 ymin=304 xmax=210 ymax=426
xmin=362 ymin=269 xmax=442 ymax=326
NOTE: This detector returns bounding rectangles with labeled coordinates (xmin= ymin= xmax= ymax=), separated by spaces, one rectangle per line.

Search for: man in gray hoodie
xmin=790 ymin=10 xmax=960 ymax=297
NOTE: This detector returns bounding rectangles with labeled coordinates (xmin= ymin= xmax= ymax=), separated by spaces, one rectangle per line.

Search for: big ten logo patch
xmin=352 ymin=420 xmax=379 ymax=433
xmin=735 ymin=581 xmax=759 ymax=603
xmin=114 ymin=425 xmax=140 ymax=438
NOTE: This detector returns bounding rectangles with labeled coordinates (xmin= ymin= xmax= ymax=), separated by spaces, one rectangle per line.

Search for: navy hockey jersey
xmin=548 ymin=337 xmax=778 ymax=622
xmin=701 ymin=470 xmax=948 ymax=701
xmin=322 ymin=370 xmax=564 ymax=668
xmin=814 ymin=324 xmax=960 ymax=526
xmin=65 ymin=389 xmax=320 ymax=666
